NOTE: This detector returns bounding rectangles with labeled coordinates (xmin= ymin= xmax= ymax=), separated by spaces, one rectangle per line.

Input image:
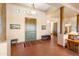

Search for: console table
xmin=41 ymin=35 xmax=51 ymax=40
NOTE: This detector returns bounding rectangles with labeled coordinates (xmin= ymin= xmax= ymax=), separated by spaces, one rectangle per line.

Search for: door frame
xmin=25 ymin=17 xmax=37 ymax=41
xmin=53 ymin=22 xmax=58 ymax=37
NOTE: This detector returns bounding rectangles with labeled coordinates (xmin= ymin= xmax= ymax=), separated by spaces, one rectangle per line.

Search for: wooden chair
xmin=24 ymin=39 xmax=32 ymax=47
xmin=67 ymin=39 xmax=79 ymax=53
xmin=67 ymin=40 xmax=74 ymax=51
xmin=74 ymin=42 xmax=79 ymax=53
xmin=69 ymin=41 xmax=74 ymax=51
xmin=11 ymin=39 xmax=18 ymax=46
xmin=67 ymin=40 xmax=70 ymax=49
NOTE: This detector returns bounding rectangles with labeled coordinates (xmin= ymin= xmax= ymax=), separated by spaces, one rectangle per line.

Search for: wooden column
xmin=1 ymin=3 xmax=6 ymax=41
xmin=77 ymin=14 xmax=79 ymax=32
xmin=60 ymin=7 xmax=64 ymax=34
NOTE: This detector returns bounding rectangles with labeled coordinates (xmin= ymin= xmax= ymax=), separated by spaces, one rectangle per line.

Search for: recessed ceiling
xmin=17 ymin=3 xmax=79 ymax=18
xmin=34 ymin=3 xmax=51 ymax=12
xmin=18 ymin=3 xmax=62 ymax=12
xmin=69 ymin=3 xmax=79 ymax=10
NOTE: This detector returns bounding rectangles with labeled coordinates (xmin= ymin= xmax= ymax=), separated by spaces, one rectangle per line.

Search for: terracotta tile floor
xmin=11 ymin=36 xmax=79 ymax=56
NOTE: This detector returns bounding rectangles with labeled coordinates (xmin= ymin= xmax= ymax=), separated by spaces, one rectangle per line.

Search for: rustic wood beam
xmin=60 ymin=7 xmax=64 ymax=34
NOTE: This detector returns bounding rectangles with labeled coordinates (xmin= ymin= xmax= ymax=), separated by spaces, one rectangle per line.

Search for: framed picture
xmin=42 ymin=25 xmax=46 ymax=30
xmin=10 ymin=24 xmax=20 ymax=29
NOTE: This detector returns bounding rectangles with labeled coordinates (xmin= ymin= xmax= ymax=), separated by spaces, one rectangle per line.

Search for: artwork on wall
xmin=10 ymin=24 xmax=20 ymax=29
xmin=42 ymin=25 xmax=46 ymax=30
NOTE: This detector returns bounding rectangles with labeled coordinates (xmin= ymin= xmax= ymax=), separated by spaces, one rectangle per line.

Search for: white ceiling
xmin=18 ymin=3 xmax=51 ymax=11
xmin=18 ymin=3 xmax=79 ymax=17
xmin=34 ymin=3 xmax=51 ymax=12
xmin=62 ymin=3 xmax=79 ymax=17
xmin=19 ymin=3 xmax=62 ymax=12
xmin=52 ymin=7 xmax=77 ymax=18
xmin=69 ymin=3 xmax=79 ymax=10
xmin=48 ymin=3 xmax=79 ymax=18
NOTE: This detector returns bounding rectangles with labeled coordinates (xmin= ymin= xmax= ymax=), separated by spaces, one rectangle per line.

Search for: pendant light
xmin=31 ymin=3 xmax=36 ymax=14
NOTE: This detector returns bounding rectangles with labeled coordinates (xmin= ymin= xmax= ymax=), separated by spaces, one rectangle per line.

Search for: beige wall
xmin=50 ymin=9 xmax=64 ymax=46
xmin=64 ymin=16 xmax=77 ymax=32
xmin=52 ymin=16 xmax=77 ymax=46
xmin=0 ymin=42 xmax=7 ymax=56
xmin=6 ymin=4 xmax=51 ymax=55
xmin=70 ymin=16 xmax=77 ymax=32
xmin=49 ymin=8 xmax=77 ymax=46
xmin=58 ymin=16 xmax=77 ymax=46
xmin=6 ymin=4 xmax=51 ymax=43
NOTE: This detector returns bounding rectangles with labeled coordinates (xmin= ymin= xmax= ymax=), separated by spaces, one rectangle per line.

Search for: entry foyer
xmin=0 ymin=3 xmax=79 ymax=56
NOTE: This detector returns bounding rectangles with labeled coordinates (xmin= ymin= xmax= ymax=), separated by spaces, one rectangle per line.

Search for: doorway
xmin=52 ymin=22 xmax=58 ymax=43
xmin=25 ymin=18 xmax=36 ymax=42
xmin=53 ymin=22 xmax=57 ymax=37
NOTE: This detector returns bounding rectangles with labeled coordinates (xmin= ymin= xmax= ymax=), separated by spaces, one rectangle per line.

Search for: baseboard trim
xmin=57 ymin=43 xmax=63 ymax=47
xmin=14 ymin=39 xmax=51 ymax=45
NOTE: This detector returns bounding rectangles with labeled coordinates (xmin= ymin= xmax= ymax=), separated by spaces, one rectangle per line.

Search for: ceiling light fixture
xmin=46 ymin=20 xmax=50 ymax=24
xmin=31 ymin=3 xmax=36 ymax=14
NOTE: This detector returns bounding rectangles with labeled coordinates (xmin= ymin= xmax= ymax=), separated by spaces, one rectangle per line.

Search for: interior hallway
xmin=11 ymin=35 xmax=79 ymax=56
